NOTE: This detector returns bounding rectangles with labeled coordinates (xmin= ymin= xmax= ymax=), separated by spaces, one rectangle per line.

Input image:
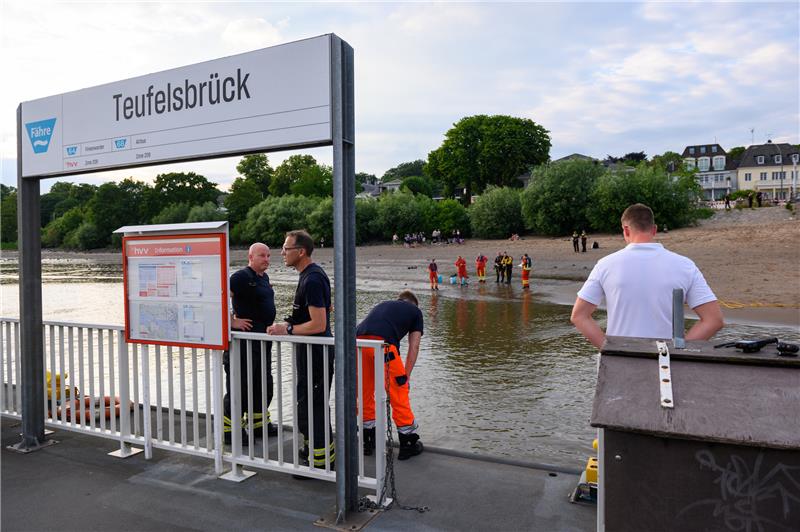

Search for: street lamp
xmin=792 ymin=153 xmax=798 ymax=201
xmin=776 ymin=142 xmax=784 ymax=202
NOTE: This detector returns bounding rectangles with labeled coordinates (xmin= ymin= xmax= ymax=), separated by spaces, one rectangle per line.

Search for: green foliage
xmin=240 ymin=195 xmax=316 ymax=246
xmin=152 ymin=172 xmax=219 ymax=214
xmin=435 ymin=199 xmax=470 ymax=236
xmin=649 ymin=151 xmax=683 ymax=173
xmin=64 ymin=221 xmax=105 ymax=250
xmin=291 ymin=164 xmax=332 ymax=197
xmin=1 ymin=186 xmax=17 ymax=243
xmin=356 ymin=172 xmax=377 ymax=186
xmin=86 ymin=182 xmax=144 ymax=247
xmin=521 ymin=159 xmax=605 ymax=235
xmin=151 ymin=203 xmax=191 ymax=224
xmin=469 ymin=187 xmax=523 ymax=239
xmin=729 ymin=190 xmax=752 ymax=201
xmin=42 ymin=207 xmax=84 ymax=248
xmin=355 ymin=199 xmax=381 ymax=244
xmin=236 ymin=154 xmax=273 ymax=195
xmin=270 ymin=155 xmax=326 ymax=196
xmin=587 ymin=166 xmax=703 ymax=232
xmin=426 ymin=115 xmax=551 ymax=205
xmin=186 ymin=202 xmax=226 ymax=223
xmin=696 ymin=207 xmax=715 ymax=219
xmin=373 ymin=191 xmax=428 ymax=239
xmin=727 ymin=146 xmax=745 ymax=164
xmin=306 ymin=197 xmax=334 ymax=243
xmin=401 ymin=175 xmax=436 ymax=197
xmin=382 ymin=160 xmax=426 ymax=182
xmin=224 ymin=177 xmax=262 ymax=226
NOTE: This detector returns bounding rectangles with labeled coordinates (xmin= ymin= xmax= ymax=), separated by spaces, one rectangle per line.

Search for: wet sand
xmin=8 ymin=206 xmax=799 ymax=327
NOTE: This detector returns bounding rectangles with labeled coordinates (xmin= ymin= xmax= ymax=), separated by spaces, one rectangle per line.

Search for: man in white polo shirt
xmin=571 ymin=203 xmax=723 ymax=348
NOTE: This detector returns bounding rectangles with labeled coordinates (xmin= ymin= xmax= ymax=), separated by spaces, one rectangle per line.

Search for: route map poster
xmin=123 ymin=233 xmax=228 ymax=349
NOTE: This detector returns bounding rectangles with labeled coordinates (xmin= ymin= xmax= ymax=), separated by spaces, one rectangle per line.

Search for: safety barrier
xmin=0 ymin=318 xmax=387 ymax=497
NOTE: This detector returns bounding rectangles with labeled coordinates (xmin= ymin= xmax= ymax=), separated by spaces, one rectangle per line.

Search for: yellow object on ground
xmin=46 ymin=371 xmax=76 ymax=400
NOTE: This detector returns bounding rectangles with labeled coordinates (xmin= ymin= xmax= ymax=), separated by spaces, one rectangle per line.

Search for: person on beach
xmin=502 ymin=252 xmax=513 ymax=284
xmin=428 ymin=258 xmax=439 ymax=290
xmin=520 ymin=253 xmax=532 ymax=289
xmin=571 ymin=203 xmax=723 ymax=349
xmin=580 ymin=230 xmax=588 ymax=253
xmin=356 ymin=290 xmax=424 ymax=460
xmin=475 ymin=253 xmax=488 ymax=283
xmin=267 ymin=230 xmax=335 ymax=470
xmin=455 ymin=256 xmax=468 ymax=286
xmin=572 ymin=231 xmax=580 ymax=253
xmin=225 ymin=243 xmax=277 ymax=443
xmin=494 ymin=251 xmax=503 ymax=283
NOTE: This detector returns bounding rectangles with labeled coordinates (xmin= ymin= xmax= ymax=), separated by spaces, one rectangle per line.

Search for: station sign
xmin=20 ymin=35 xmax=332 ymax=178
xmin=122 ymin=231 xmax=228 ymax=350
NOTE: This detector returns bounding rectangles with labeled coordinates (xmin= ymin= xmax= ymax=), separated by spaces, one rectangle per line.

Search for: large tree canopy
xmin=269 ymin=155 xmax=331 ymax=196
xmin=152 ymin=172 xmax=219 ymax=213
xmin=382 ymin=160 xmax=426 ymax=182
xmin=426 ymin=115 xmax=550 ymax=205
xmin=236 ymin=154 xmax=273 ymax=195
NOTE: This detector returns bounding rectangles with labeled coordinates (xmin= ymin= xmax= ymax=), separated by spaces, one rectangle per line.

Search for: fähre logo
xmin=26 ymin=118 xmax=57 ymax=154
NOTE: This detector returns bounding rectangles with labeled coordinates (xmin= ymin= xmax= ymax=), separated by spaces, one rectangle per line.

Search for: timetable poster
xmin=123 ymin=234 xmax=228 ymax=349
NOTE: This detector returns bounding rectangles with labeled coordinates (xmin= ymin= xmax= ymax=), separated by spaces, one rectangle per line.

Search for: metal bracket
xmin=656 ymin=341 xmax=674 ymax=408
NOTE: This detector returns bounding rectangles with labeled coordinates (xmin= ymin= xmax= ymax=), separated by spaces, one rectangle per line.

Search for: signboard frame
xmin=121 ymin=230 xmax=229 ymax=350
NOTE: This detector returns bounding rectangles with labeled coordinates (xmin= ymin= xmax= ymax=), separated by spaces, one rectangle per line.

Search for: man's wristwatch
xmin=286 ymin=323 xmax=293 ymax=335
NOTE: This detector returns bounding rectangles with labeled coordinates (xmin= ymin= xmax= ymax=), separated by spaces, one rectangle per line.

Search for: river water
xmin=1 ymin=258 xmax=798 ymax=468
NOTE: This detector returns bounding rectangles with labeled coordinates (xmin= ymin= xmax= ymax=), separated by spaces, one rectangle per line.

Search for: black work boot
xmin=397 ymin=433 xmax=423 ymax=461
xmin=363 ymin=427 xmax=376 ymax=456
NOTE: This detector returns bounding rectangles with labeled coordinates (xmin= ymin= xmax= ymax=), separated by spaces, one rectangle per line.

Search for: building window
xmin=772 ymin=172 xmax=779 ymax=180
xmin=712 ymin=145 xmax=718 ymax=153
xmin=689 ymin=147 xmax=695 ymax=155
xmin=760 ymin=172 xmax=767 ymax=180
xmin=774 ymin=154 xmax=782 ymax=164
xmin=745 ymin=173 xmax=752 ymax=181
xmin=700 ymin=146 xmax=707 ymax=154
xmin=792 ymin=154 xmax=799 ymax=163
xmin=684 ymin=158 xmax=695 ymax=170
xmin=713 ymin=156 xmax=725 ymax=170
xmin=698 ymin=157 xmax=710 ymax=172
xmin=757 ymin=155 xmax=765 ymax=164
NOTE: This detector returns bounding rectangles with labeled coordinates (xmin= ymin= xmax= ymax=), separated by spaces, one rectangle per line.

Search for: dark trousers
xmin=296 ymin=343 xmax=335 ymax=462
xmin=505 ymin=265 xmax=512 ymax=284
xmin=573 ymin=239 xmax=579 ymax=252
xmin=495 ymin=265 xmax=501 ymax=282
xmin=224 ymin=338 xmax=273 ymax=421
xmin=581 ymin=238 xmax=587 ymax=252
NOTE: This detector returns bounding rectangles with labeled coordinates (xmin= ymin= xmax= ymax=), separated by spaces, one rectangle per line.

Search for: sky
xmin=1 ymin=1 xmax=798 ymax=192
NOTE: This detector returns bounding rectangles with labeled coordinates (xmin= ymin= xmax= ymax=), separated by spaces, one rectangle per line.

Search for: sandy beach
xmin=11 ymin=206 xmax=800 ymax=327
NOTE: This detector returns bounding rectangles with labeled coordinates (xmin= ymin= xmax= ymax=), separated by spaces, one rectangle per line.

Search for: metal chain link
xmin=358 ymin=379 xmax=429 ymax=514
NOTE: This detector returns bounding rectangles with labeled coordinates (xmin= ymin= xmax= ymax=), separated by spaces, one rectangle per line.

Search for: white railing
xmin=0 ymin=318 xmax=387 ymax=498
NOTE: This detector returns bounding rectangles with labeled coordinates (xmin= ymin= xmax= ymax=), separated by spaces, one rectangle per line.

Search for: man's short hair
xmin=398 ymin=290 xmax=419 ymax=306
xmin=286 ymin=230 xmax=314 ymax=256
xmin=621 ymin=203 xmax=655 ymax=232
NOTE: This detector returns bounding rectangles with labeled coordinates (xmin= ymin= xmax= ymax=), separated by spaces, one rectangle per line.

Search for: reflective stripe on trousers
xmin=358 ymin=336 xmax=417 ymax=434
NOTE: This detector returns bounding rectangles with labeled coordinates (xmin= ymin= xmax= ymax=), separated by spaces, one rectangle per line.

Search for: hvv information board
xmin=20 ymin=35 xmax=332 ymax=178
xmin=122 ymin=230 xmax=229 ymax=350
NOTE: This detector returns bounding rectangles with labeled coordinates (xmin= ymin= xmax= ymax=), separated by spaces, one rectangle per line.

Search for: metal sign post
xmin=13 ymin=33 xmax=359 ymax=519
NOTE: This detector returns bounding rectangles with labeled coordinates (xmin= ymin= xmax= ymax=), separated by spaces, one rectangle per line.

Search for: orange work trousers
xmin=358 ymin=336 xmax=416 ymax=431
xmin=521 ymin=267 xmax=530 ymax=287
xmin=476 ymin=264 xmax=486 ymax=280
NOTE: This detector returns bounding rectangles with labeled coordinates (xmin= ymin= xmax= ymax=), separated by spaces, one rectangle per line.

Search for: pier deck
xmin=1 ymin=417 xmax=594 ymax=531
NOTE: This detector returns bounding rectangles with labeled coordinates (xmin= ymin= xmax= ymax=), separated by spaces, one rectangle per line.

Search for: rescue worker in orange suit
xmin=428 ymin=258 xmax=439 ymax=290
xmin=520 ymin=253 xmax=532 ymax=289
xmin=357 ymin=290 xmax=424 ymax=460
xmin=475 ymin=253 xmax=488 ymax=283
xmin=455 ymin=256 xmax=468 ymax=286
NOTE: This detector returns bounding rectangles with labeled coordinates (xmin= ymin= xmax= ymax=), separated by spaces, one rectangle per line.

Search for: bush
xmin=186 ymin=201 xmax=226 ymax=223
xmin=696 ymin=207 xmax=714 ymax=219
xmin=63 ymin=221 xmax=105 ymax=250
xmin=42 ymin=207 xmax=84 ymax=248
xmin=435 ymin=199 xmax=470 ymax=236
xmin=306 ymin=197 xmax=334 ymax=244
xmin=355 ymin=199 xmax=381 ymax=244
xmin=521 ymin=159 xmax=604 ymax=235
xmin=151 ymin=202 xmax=191 ymax=224
xmin=587 ymin=166 xmax=703 ymax=232
xmin=373 ymin=191 xmax=425 ymax=239
xmin=240 ymin=195 xmax=316 ymax=246
xmin=469 ymin=186 xmax=523 ymax=239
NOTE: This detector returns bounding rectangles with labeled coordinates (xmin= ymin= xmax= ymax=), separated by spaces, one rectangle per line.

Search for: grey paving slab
xmin=1 ymin=418 xmax=594 ymax=531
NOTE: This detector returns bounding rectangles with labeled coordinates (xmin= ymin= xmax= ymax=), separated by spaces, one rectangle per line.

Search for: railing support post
xmin=110 ymin=331 xmax=142 ymax=458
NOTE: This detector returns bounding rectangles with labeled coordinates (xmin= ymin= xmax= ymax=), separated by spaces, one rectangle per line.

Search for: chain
xmin=358 ymin=377 xmax=429 ymax=514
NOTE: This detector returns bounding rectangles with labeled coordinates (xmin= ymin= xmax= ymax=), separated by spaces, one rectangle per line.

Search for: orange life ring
xmin=58 ymin=396 xmax=133 ymax=421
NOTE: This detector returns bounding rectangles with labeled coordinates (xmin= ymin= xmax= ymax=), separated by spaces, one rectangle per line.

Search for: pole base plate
xmin=315 ymin=506 xmax=382 ymax=531
xmin=7 ymin=437 xmax=59 ymax=454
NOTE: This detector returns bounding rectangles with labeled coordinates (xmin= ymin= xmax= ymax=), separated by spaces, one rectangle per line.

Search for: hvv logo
xmin=26 ymin=118 xmax=57 ymax=154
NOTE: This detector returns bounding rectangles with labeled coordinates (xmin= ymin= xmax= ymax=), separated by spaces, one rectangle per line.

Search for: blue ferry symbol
xmin=65 ymin=146 xmax=78 ymax=156
xmin=114 ymin=138 xmax=127 ymax=149
xmin=26 ymin=118 xmax=57 ymax=154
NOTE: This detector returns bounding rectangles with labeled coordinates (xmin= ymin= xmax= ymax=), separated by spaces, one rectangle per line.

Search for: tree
xmin=434 ymin=199 xmax=470 ymax=236
xmin=401 ymin=175 xmax=436 ymax=197
xmin=382 ymin=160 xmax=426 ymax=182
xmin=426 ymin=115 xmax=550 ymax=205
xmin=356 ymin=172 xmax=377 ymax=186
xmin=1 ymin=185 xmax=17 ymax=243
xmin=727 ymin=146 xmax=745 ymax=165
xmin=355 ymin=199 xmax=381 ymax=244
xmin=239 ymin=195 xmax=316 ymax=246
xmin=186 ymin=202 xmax=226 ymax=223
xmin=118 ymin=178 xmax=158 ymax=223
xmin=151 ymin=203 xmax=191 ymax=224
xmin=152 ymin=172 xmax=219 ymax=214
xmin=236 ymin=154 xmax=273 ymax=195
xmin=42 ymin=207 xmax=84 ymax=248
xmin=290 ymin=164 xmax=332 ymax=197
xmin=649 ymin=151 xmax=684 ymax=173
xmin=521 ymin=159 xmax=606 ymax=235
xmin=469 ymin=187 xmax=523 ymax=239
xmin=306 ymin=197 xmax=334 ymax=244
xmin=269 ymin=155 xmax=321 ymax=196
xmin=587 ymin=165 xmax=703 ymax=232
xmin=373 ymin=191 xmax=426 ymax=239
xmin=86 ymin=182 xmax=142 ymax=246
xmin=224 ymin=178 xmax=262 ymax=226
